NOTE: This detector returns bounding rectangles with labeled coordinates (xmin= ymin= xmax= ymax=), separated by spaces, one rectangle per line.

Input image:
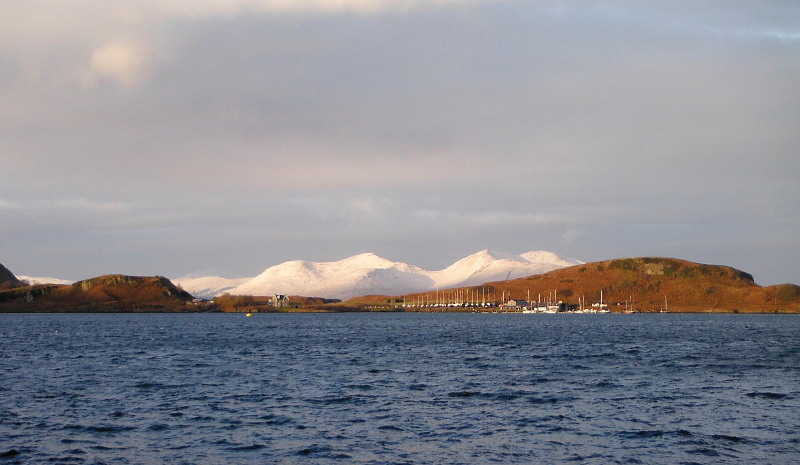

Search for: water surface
xmin=1 ymin=313 xmax=798 ymax=464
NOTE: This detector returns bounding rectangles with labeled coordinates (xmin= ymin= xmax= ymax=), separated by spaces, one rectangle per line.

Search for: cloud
xmin=81 ymin=42 xmax=152 ymax=88
xmin=560 ymin=228 xmax=586 ymax=245
xmin=158 ymin=0 xmax=469 ymax=17
xmin=1 ymin=0 xmax=798 ymax=285
xmin=350 ymin=198 xmax=377 ymax=214
xmin=0 ymin=197 xmax=132 ymax=212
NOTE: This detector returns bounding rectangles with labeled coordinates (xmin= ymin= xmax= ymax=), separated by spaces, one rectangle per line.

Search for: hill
xmin=357 ymin=257 xmax=800 ymax=313
xmin=0 ymin=274 xmax=197 ymax=312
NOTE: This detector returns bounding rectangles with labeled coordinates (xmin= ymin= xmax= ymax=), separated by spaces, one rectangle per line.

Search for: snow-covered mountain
xmin=226 ymin=253 xmax=434 ymax=301
xmin=17 ymin=276 xmax=75 ymax=286
xmin=179 ymin=249 xmax=582 ymax=300
xmin=429 ymin=249 xmax=580 ymax=289
xmin=171 ymin=276 xmax=250 ymax=299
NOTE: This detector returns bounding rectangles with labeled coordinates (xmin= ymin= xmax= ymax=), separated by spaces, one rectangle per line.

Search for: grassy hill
xmin=503 ymin=257 xmax=799 ymax=312
xmin=353 ymin=257 xmax=800 ymax=313
xmin=0 ymin=274 xmax=197 ymax=312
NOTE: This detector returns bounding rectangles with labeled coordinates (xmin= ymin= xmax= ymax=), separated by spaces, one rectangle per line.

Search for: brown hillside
xmin=0 ymin=274 xmax=197 ymax=312
xmin=486 ymin=258 xmax=797 ymax=313
xmin=362 ymin=257 xmax=799 ymax=313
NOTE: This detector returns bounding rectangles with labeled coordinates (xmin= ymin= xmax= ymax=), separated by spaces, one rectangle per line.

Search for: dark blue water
xmin=1 ymin=313 xmax=798 ymax=464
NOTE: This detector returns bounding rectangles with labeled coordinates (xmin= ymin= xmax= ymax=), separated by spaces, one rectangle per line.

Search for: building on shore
xmin=271 ymin=294 xmax=289 ymax=308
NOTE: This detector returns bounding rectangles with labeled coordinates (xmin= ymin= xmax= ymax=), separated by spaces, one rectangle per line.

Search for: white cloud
xmin=81 ymin=42 xmax=152 ymax=88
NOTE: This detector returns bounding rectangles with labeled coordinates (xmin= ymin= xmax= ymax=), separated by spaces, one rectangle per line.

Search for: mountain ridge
xmin=178 ymin=249 xmax=582 ymax=300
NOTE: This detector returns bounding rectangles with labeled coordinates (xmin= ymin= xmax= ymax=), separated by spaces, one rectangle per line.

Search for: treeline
xmin=213 ymin=293 xmax=260 ymax=312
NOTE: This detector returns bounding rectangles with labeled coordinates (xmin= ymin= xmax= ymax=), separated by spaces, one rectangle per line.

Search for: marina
xmin=397 ymin=288 xmax=611 ymax=313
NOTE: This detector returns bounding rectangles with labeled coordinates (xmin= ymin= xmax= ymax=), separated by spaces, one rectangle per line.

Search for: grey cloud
xmin=1 ymin=1 xmax=798 ymax=285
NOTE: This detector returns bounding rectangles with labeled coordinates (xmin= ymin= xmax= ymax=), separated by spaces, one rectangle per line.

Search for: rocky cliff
xmin=0 ymin=262 xmax=23 ymax=290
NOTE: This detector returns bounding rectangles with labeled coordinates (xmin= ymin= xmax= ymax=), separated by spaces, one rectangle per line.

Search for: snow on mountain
xmin=429 ymin=249 xmax=581 ymax=289
xmin=220 ymin=249 xmax=582 ymax=300
xmin=17 ymin=276 xmax=75 ymax=285
xmin=14 ymin=250 xmax=581 ymax=300
xmin=520 ymin=250 xmax=582 ymax=267
xmin=171 ymin=276 xmax=251 ymax=300
xmin=227 ymin=253 xmax=433 ymax=300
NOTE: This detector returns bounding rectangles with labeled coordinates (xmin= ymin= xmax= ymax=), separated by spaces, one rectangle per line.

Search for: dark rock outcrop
xmin=0 ymin=262 xmax=23 ymax=289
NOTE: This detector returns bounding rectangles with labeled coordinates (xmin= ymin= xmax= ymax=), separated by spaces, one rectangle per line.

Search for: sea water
xmin=1 ymin=312 xmax=798 ymax=464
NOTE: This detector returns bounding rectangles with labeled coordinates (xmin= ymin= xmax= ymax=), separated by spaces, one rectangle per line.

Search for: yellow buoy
xmin=245 ymin=312 xmax=253 ymax=317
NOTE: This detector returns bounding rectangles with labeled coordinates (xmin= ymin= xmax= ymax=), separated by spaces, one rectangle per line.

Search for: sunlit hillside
xmin=362 ymin=258 xmax=800 ymax=313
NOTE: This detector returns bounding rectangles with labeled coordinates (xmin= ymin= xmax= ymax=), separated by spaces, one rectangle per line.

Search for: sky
xmin=2 ymin=0 xmax=799 ymax=286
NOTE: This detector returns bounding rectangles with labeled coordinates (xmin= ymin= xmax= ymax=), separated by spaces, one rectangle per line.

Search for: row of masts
xmin=401 ymin=288 xmax=670 ymax=312
xmin=405 ymin=287 xmax=496 ymax=308
xmin=401 ymin=287 xmax=605 ymax=309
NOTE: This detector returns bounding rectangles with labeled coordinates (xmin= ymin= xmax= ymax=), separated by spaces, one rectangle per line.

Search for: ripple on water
xmin=1 ymin=313 xmax=798 ymax=465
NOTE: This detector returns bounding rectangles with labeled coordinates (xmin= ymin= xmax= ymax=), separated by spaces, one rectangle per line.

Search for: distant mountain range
xmin=17 ymin=276 xmax=74 ymax=286
xmin=173 ymin=249 xmax=583 ymax=300
xmin=4 ymin=254 xmax=798 ymax=313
